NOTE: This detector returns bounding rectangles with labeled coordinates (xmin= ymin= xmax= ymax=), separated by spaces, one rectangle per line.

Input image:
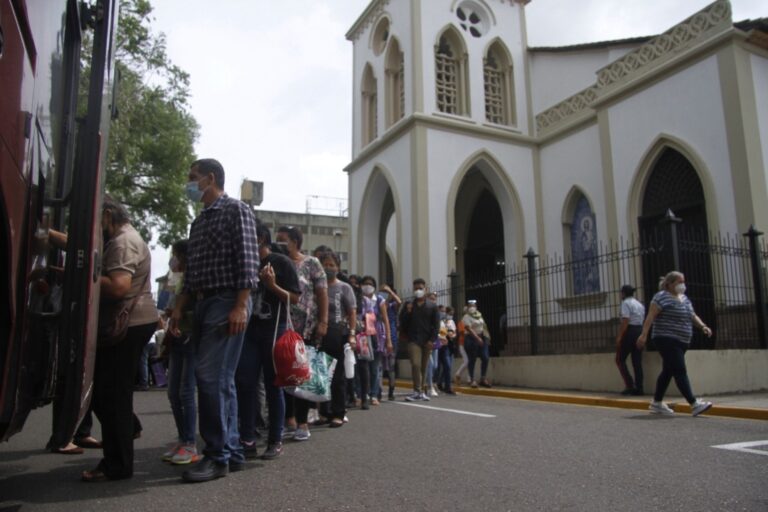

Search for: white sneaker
xmin=293 ymin=427 xmax=311 ymax=441
xmin=420 ymin=392 xmax=431 ymax=402
xmin=649 ymin=400 xmax=674 ymax=415
xmin=691 ymin=399 xmax=713 ymax=417
xmin=429 ymin=386 xmax=439 ymax=397
xmin=162 ymin=443 xmax=181 ymax=462
xmin=405 ymin=392 xmax=421 ymax=402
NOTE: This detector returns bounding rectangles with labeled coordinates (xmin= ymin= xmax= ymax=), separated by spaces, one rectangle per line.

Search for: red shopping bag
xmin=272 ymin=299 xmax=310 ymax=387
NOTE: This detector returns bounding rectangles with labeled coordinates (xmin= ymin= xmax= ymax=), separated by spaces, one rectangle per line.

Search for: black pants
xmin=653 ymin=336 xmax=696 ymax=404
xmin=616 ymin=325 xmax=643 ymax=391
xmin=92 ymin=322 xmax=155 ymax=479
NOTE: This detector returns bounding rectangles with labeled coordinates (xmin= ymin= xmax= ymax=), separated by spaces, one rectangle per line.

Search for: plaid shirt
xmin=183 ymin=194 xmax=259 ymax=294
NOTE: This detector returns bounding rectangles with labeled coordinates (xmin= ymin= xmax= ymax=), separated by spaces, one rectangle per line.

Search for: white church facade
xmin=344 ymin=0 xmax=768 ymax=302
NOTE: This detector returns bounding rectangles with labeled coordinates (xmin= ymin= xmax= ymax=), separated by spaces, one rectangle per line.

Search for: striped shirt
xmin=620 ymin=297 xmax=645 ymax=326
xmin=183 ymin=194 xmax=259 ymax=294
xmin=651 ymin=290 xmax=694 ymax=343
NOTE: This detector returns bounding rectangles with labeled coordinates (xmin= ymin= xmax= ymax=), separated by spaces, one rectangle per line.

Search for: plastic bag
xmin=285 ymin=346 xmax=337 ymax=402
xmin=273 ymin=301 xmax=311 ymax=387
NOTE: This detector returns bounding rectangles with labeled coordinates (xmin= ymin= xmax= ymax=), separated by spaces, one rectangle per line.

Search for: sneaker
xmin=371 ymin=398 xmax=380 ymax=406
xmin=470 ymin=381 xmax=478 ymax=388
xmin=405 ymin=392 xmax=421 ymax=402
xmin=419 ymin=392 xmax=431 ymax=402
xmin=171 ymin=444 xmax=200 ymax=465
xmin=162 ymin=443 xmax=181 ymax=462
xmin=429 ymin=386 xmax=439 ymax=397
xmin=388 ymin=390 xmax=395 ymax=401
xmin=261 ymin=443 xmax=283 ymax=460
xmin=691 ymin=399 xmax=713 ymax=417
xmin=343 ymin=415 xmax=349 ymax=423
xmin=649 ymin=400 xmax=675 ymax=415
xmin=293 ymin=427 xmax=310 ymax=442
xmin=282 ymin=425 xmax=296 ymax=440
xmin=479 ymin=379 xmax=492 ymax=388
xmin=240 ymin=440 xmax=258 ymax=459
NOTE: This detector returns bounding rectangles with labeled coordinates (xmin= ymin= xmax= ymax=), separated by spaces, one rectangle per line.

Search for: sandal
xmin=54 ymin=442 xmax=84 ymax=455
xmin=74 ymin=436 xmax=102 ymax=449
xmin=81 ymin=468 xmax=109 ymax=482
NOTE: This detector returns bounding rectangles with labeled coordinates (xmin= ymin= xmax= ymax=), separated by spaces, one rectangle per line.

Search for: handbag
xmin=97 ymin=271 xmax=149 ymax=347
xmin=273 ymin=296 xmax=311 ymax=387
xmin=364 ymin=311 xmax=377 ymax=335
xmin=355 ymin=333 xmax=374 ymax=361
xmin=284 ymin=345 xmax=337 ymax=402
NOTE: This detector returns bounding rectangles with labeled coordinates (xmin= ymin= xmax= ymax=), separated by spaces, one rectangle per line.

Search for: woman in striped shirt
xmin=636 ymin=271 xmax=713 ymax=417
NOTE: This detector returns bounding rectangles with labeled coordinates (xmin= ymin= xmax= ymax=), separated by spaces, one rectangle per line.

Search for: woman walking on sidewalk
xmin=636 ymin=271 xmax=713 ymax=416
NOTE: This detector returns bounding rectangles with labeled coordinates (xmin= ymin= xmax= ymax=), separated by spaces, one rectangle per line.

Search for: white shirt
xmin=620 ymin=297 xmax=646 ymax=326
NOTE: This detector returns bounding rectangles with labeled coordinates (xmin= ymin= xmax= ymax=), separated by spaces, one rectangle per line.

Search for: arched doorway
xmin=455 ymin=168 xmax=507 ymax=354
xmin=358 ymin=167 xmax=400 ymax=289
xmin=638 ymin=147 xmax=715 ymax=348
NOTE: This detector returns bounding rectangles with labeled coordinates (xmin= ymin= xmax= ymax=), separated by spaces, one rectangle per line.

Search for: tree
xmin=85 ymin=0 xmax=199 ymax=247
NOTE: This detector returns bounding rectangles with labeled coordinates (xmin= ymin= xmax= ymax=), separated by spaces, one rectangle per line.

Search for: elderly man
xmin=170 ymin=158 xmax=259 ymax=483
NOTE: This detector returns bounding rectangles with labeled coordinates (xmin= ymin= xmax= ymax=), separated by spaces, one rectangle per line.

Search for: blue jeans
xmin=466 ymin=336 xmax=490 ymax=381
xmin=438 ymin=345 xmax=453 ymax=390
xmin=194 ymin=291 xmax=251 ymax=464
xmin=236 ymin=318 xmax=286 ymax=445
xmin=167 ymin=336 xmax=197 ymax=444
xmin=369 ymin=350 xmax=383 ymax=400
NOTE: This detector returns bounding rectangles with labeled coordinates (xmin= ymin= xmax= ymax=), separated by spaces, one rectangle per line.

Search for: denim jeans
xmin=236 ymin=318 xmax=286 ymax=445
xmin=438 ymin=345 xmax=453 ymax=390
xmin=167 ymin=336 xmax=197 ymax=444
xmin=466 ymin=336 xmax=489 ymax=381
xmin=194 ymin=291 xmax=251 ymax=464
xmin=369 ymin=348 xmax=383 ymax=400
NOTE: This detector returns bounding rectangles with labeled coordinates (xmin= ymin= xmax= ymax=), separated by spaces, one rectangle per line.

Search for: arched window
xmin=435 ymin=28 xmax=469 ymax=116
xmin=564 ymin=192 xmax=600 ymax=295
xmin=484 ymin=41 xmax=515 ymax=126
xmin=362 ymin=64 xmax=378 ymax=146
xmin=385 ymin=38 xmax=404 ymax=128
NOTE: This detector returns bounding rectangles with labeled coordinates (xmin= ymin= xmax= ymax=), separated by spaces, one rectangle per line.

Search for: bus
xmin=0 ymin=0 xmax=119 ymax=445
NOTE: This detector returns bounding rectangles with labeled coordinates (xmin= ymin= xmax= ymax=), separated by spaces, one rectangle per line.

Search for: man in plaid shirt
xmin=169 ymin=158 xmax=259 ymax=483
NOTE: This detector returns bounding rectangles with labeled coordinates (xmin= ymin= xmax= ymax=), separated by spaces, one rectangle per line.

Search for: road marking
xmin=712 ymin=440 xmax=768 ymax=456
xmin=392 ymin=401 xmax=496 ymax=418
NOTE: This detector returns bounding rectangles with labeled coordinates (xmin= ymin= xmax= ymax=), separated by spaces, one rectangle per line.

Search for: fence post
xmin=525 ymin=248 xmax=539 ymax=356
xmin=662 ymin=209 xmax=682 ymax=270
xmin=448 ymin=270 xmax=459 ymax=317
xmin=743 ymin=226 xmax=768 ymax=349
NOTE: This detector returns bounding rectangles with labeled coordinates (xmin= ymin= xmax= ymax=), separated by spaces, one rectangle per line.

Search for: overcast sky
xmin=146 ymin=0 xmax=765 ymax=278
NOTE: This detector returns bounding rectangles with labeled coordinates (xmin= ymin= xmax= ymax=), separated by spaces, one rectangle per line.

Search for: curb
xmin=394 ymin=380 xmax=768 ymax=421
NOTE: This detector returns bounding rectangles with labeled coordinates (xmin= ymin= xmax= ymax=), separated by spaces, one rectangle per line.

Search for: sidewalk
xmin=395 ymin=380 xmax=768 ymax=420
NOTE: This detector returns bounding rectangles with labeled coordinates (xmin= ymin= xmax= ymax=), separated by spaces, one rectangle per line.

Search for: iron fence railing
xmin=399 ymin=226 xmax=768 ymax=356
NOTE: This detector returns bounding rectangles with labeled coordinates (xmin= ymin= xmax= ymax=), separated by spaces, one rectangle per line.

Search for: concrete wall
xmin=397 ymin=350 xmax=768 ymax=396
xmin=752 ymin=53 xmax=768 ymax=211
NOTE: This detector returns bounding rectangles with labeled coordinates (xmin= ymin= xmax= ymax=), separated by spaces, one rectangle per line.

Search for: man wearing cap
xmin=169 ymin=158 xmax=259 ymax=482
xmin=615 ymin=284 xmax=646 ymax=396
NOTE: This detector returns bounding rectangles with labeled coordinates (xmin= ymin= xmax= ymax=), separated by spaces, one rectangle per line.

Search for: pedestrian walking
xmin=615 ymin=284 xmax=645 ymax=396
xmin=462 ymin=299 xmax=492 ymax=388
xmin=399 ymin=279 xmax=440 ymax=401
xmin=169 ymin=158 xmax=259 ymax=482
xmin=636 ymin=271 xmax=713 ymax=416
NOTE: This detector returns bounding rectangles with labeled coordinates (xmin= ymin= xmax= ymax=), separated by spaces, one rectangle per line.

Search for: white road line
xmin=712 ymin=440 xmax=768 ymax=456
xmin=392 ymin=401 xmax=496 ymax=418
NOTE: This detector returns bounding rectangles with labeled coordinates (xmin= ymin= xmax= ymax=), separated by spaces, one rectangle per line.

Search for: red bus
xmin=0 ymin=0 xmax=119 ymax=444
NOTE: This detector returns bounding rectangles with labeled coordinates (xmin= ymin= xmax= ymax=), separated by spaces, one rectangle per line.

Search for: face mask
xmin=325 ymin=269 xmax=336 ymax=281
xmin=169 ymin=256 xmax=180 ymax=272
xmin=275 ymin=241 xmax=289 ymax=254
xmin=468 ymin=307 xmax=477 ymax=314
xmin=362 ymin=285 xmax=375 ymax=296
xmin=675 ymin=283 xmax=686 ymax=295
xmin=185 ymin=180 xmax=204 ymax=202
xmin=414 ymin=289 xmax=425 ymax=299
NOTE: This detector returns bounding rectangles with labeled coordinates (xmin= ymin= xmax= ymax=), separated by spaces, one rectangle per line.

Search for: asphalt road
xmin=1 ymin=389 xmax=767 ymax=511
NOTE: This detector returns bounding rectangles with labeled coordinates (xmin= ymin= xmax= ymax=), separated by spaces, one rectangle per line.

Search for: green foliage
xmin=86 ymin=0 xmax=199 ymax=247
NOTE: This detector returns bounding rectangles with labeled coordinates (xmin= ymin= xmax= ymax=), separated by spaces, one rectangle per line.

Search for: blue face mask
xmin=185 ymin=181 xmax=204 ymax=202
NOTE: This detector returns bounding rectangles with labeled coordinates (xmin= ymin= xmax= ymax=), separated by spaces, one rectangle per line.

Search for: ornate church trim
xmin=347 ymin=0 xmax=391 ymax=42
xmin=536 ymin=0 xmax=733 ymax=137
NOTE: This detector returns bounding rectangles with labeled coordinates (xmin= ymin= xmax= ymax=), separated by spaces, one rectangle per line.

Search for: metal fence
xmin=404 ymin=226 xmax=768 ymax=356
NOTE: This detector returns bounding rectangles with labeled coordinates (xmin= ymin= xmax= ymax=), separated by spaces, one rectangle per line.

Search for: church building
xmin=344 ymin=0 xmax=768 ymax=304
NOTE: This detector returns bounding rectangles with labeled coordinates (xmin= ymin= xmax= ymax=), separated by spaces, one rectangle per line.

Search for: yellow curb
xmin=394 ymin=380 xmax=768 ymax=421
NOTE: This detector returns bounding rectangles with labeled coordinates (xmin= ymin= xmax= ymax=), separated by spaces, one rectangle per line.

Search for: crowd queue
xmin=50 ymin=158 xmax=713 ymax=483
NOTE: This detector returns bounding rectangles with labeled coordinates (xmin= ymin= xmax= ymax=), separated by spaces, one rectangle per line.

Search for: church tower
xmin=345 ymin=0 xmax=535 ymax=287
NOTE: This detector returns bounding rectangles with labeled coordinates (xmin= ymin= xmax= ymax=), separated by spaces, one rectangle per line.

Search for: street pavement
xmin=1 ymin=386 xmax=767 ymax=512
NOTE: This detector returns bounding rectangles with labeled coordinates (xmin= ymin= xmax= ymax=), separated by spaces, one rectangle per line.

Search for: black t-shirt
xmin=254 ymin=252 xmax=301 ymax=324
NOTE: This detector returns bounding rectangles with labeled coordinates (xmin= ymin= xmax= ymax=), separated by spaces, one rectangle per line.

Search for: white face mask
xmin=362 ymin=285 xmax=375 ymax=296
xmin=414 ymin=289 xmax=426 ymax=299
xmin=675 ymin=283 xmax=686 ymax=295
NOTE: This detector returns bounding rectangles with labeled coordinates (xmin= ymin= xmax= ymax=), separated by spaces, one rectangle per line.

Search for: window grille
xmin=484 ymin=56 xmax=505 ymax=124
xmin=436 ymin=46 xmax=458 ymax=114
